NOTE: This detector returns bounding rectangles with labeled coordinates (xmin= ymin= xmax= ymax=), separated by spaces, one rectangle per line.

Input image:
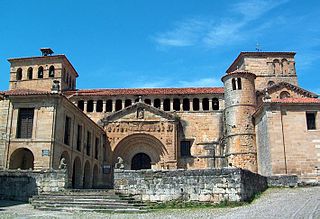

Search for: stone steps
xmin=30 ymin=189 xmax=148 ymax=213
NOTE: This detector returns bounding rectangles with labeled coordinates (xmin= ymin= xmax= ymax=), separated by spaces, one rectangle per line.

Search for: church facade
xmin=0 ymin=49 xmax=319 ymax=188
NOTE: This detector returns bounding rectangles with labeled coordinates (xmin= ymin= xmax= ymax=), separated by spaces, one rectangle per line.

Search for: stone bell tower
xmin=221 ymin=70 xmax=257 ymax=172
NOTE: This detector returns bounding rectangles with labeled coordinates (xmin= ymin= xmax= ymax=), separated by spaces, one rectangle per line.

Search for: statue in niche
xmin=137 ymin=108 xmax=144 ymax=119
xmin=59 ymin=157 xmax=67 ymax=170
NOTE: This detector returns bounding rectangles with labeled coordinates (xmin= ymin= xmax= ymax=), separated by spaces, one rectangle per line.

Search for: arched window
xmin=273 ymin=59 xmax=280 ymax=74
xmin=49 ymin=65 xmax=55 ymax=77
xmin=267 ymin=81 xmax=275 ymax=87
xmin=232 ymin=78 xmax=236 ymax=90
xmin=144 ymin=99 xmax=151 ymax=105
xmin=202 ymin=98 xmax=209 ymax=111
xmin=96 ymin=100 xmax=103 ymax=112
xmin=193 ymin=98 xmax=199 ymax=111
xmin=281 ymin=59 xmax=289 ymax=74
xmin=16 ymin=68 xmax=22 ymax=80
xmin=173 ymin=98 xmax=180 ymax=111
xmin=87 ymin=100 xmax=94 ymax=112
xmin=125 ymin=99 xmax=132 ymax=107
xmin=27 ymin=67 xmax=33 ymax=80
xmin=154 ymin=99 xmax=161 ymax=109
xmin=237 ymin=78 xmax=242 ymax=90
xmin=78 ymin=100 xmax=84 ymax=111
xmin=106 ymin=100 xmax=112 ymax=112
xmin=280 ymin=91 xmax=290 ymax=99
xmin=212 ymin=98 xmax=219 ymax=110
xmin=38 ymin=66 xmax=44 ymax=78
xmin=183 ymin=98 xmax=190 ymax=111
xmin=115 ymin=99 xmax=122 ymax=111
xmin=163 ymin=99 xmax=170 ymax=111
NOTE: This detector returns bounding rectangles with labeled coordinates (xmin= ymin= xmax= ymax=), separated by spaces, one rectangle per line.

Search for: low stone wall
xmin=114 ymin=168 xmax=267 ymax=203
xmin=267 ymin=175 xmax=298 ymax=187
xmin=0 ymin=169 xmax=67 ymax=201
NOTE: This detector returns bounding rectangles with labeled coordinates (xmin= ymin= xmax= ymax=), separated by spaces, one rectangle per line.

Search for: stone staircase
xmin=30 ymin=189 xmax=149 ymax=213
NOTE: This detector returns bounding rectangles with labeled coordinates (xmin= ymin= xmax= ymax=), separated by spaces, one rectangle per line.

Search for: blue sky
xmin=0 ymin=0 xmax=319 ymax=94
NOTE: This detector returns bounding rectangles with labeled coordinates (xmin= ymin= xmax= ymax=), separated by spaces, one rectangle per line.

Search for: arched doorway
xmin=83 ymin=161 xmax=91 ymax=189
xmin=72 ymin=157 xmax=82 ymax=189
xmin=131 ymin=153 xmax=151 ymax=170
xmin=92 ymin=165 xmax=98 ymax=188
xmin=9 ymin=148 xmax=34 ymax=170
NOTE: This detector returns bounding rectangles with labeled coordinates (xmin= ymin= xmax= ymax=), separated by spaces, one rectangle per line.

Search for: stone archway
xmin=9 ymin=148 xmax=34 ymax=170
xmin=83 ymin=161 xmax=91 ymax=188
xmin=131 ymin=153 xmax=151 ymax=170
xmin=113 ymin=133 xmax=168 ymax=170
xmin=72 ymin=157 xmax=82 ymax=189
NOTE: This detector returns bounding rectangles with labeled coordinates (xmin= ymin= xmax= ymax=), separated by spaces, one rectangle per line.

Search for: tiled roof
xmin=64 ymin=87 xmax=224 ymax=96
xmin=1 ymin=89 xmax=52 ymax=96
xmin=271 ymin=97 xmax=320 ymax=104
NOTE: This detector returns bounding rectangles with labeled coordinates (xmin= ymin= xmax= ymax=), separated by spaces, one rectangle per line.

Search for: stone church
xmin=0 ymin=48 xmax=319 ymax=188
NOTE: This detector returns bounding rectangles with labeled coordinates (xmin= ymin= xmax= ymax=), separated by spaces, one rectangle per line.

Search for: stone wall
xmin=0 ymin=169 xmax=67 ymax=201
xmin=114 ymin=168 xmax=267 ymax=203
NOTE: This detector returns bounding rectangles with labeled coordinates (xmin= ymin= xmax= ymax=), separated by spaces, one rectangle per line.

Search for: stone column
xmin=180 ymin=99 xmax=183 ymax=111
xmin=84 ymin=101 xmax=88 ymax=112
xmin=209 ymin=99 xmax=213 ymax=111
xmin=103 ymin=100 xmax=106 ymax=112
xmin=112 ymin=100 xmax=116 ymax=112
xmin=190 ymin=99 xmax=193 ymax=111
xmin=122 ymin=100 xmax=125 ymax=109
xmin=170 ymin=99 xmax=173 ymax=111
xmin=199 ymin=99 xmax=203 ymax=111
xmin=93 ymin=100 xmax=97 ymax=112
xmin=160 ymin=99 xmax=164 ymax=110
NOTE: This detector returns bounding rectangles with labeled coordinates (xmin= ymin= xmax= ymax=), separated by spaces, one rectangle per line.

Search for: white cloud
xmin=153 ymin=0 xmax=289 ymax=48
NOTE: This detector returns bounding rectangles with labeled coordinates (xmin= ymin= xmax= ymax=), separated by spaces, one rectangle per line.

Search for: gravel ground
xmin=0 ymin=187 xmax=319 ymax=219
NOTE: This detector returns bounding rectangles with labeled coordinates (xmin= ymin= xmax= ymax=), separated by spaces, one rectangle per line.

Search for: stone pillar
xmin=190 ymin=99 xmax=193 ymax=112
xmin=199 ymin=99 xmax=203 ymax=111
xmin=112 ymin=100 xmax=115 ymax=112
xmin=180 ymin=99 xmax=183 ymax=111
xmin=160 ymin=99 xmax=164 ymax=110
xmin=93 ymin=100 xmax=97 ymax=112
xmin=103 ymin=100 xmax=106 ymax=112
xmin=209 ymin=99 xmax=213 ymax=111
xmin=84 ymin=101 xmax=88 ymax=112
xmin=122 ymin=100 xmax=125 ymax=109
xmin=170 ymin=99 xmax=173 ymax=111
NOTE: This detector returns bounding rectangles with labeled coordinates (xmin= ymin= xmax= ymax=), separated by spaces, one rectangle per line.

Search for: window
xmin=64 ymin=116 xmax=71 ymax=145
xmin=115 ymin=99 xmax=122 ymax=111
xmin=17 ymin=108 xmax=34 ymax=138
xmin=86 ymin=131 xmax=91 ymax=156
xmin=232 ymin=78 xmax=236 ymax=90
xmin=163 ymin=98 xmax=170 ymax=111
xmin=16 ymin=68 xmax=22 ymax=80
xmin=87 ymin=100 xmax=94 ymax=112
xmin=49 ymin=65 xmax=55 ymax=77
xmin=76 ymin=125 xmax=82 ymax=151
xmin=183 ymin=98 xmax=190 ymax=111
xmin=144 ymin=99 xmax=151 ymax=105
xmin=78 ymin=100 xmax=84 ymax=111
xmin=95 ymin=137 xmax=99 ymax=159
xmin=306 ymin=112 xmax=316 ymax=130
xmin=193 ymin=98 xmax=199 ymax=111
xmin=154 ymin=99 xmax=161 ymax=109
xmin=232 ymin=78 xmax=242 ymax=90
xmin=125 ymin=99 xmax=132 ymax=107
xmin=27 ymin=67 xmax=33 ymax=80
xmin=180 ymin=141 xmax=191 ymax=157
xmin=212 ymin=98 xmax=219 ymax=110
xmin=267 ymin=81 xmax=275 ymax=87
xmin=173 ymin=98 xmax=180 ymax=111
xmin=202 ymin=98 xmax=209 ymax=111
xmin=237 ymin=78 xmax=242 ymax=90
xmin=38 ymin=66 xmax=44 ymax=78
xmin=106 ymin=100 xmax=112 ymax=112
xmin=280 ymin=91 xmax=290 ymax=99
xmin=96 ymin=100 xmax=103 ymax=112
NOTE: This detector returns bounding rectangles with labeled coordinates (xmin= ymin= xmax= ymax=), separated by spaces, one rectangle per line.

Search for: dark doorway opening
xmin=131 ymin=153 xmax=151 ymax=170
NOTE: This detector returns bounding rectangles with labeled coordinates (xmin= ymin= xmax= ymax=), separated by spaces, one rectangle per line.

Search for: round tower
xmin=221 ymin=71 xmax=257 ymax=172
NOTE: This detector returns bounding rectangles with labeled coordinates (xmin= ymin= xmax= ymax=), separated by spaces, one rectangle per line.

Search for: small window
xmin=78 ymin=100 xmax=84 ymax=111
xmin=212 ymin=98 xmax=219 ymax=110
xmin=180 ymin=141 xmax=192 ymax=157
xmin=144 ymin=99 xmax=151 ymax=105
xmin=232 ymin=78 xmax=236 ymax=90
xmin=38 ymin=66 xmax=44 ymax=78
xmin=202 ymin=98 xmax=209 ymax=111
xmin=115 ymin=99 xmax=122 ymax=111
xmin=64 ymin=116 xmax=71 ymax=145
xmin=27 ymin=67 xmax=33 ymax=80
xmin=163 ymin=98 xmax=170 ymax=111
xmin=86 ymin=131 xmax=91 ymax=156
xmin=125 ymin=99 xmax=132 ymax=107
xmin=183 ymin=98 xmax=190 ymax=111
xmin=95 ymin=137 xmax=99 ymax=159
xmin=106 ymin=100 xmax=112 ymax=112
xmin=77 ymin=125 xmax=82 ymax=151
xmin=16 ymin=68 xmax=22 ymax=80
xmin=306 ymin=112 xmax=316 ymax=130
xmin=237 ymin=78 xmax=242 ymax=90
xmin=280 ymin=91 xmax=290 ymax=99
xmin=267 ymin=81 xmax=275 ymax=87
xmin=173 ymin=99 xmax=180 ymax=111
xmin=87 ymin=100 xmax=94 ymax=112
xmin=96 ymin=100 xmax=103 ymax=112
xmin=154 ymin=99 xmax=161 ymax=109
xmin=49 ymin=65 xmax=55 ymax=77
xmin=193 ymin=98 xmax=199 ymax=111
xmin=17 ymin=108 xmax=34 ymax=139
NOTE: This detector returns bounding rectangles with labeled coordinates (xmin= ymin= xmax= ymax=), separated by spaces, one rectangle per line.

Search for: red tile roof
xmin=64 ymin=87 xmax=224 ymax=96
xmin=1 ymin=89 xmax=52 ymax=96
xmin=271 ymin=97 xmax=320 ymax=104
